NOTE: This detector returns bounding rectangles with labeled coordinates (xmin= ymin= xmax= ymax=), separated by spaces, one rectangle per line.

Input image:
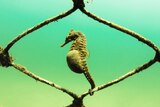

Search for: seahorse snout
xmin=61 ymin=42 xmax=67 ymax=47
xmin=61 ymin=38 xmax=71 ymax=47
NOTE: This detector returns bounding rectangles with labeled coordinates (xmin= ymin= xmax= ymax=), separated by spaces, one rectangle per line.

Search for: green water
xmin=0 ymin=0 xmax=160 ymax=107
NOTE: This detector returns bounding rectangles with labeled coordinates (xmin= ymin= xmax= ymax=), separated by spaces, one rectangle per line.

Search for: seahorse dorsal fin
xmin=86 ymin=49 xmax=90 ymax=59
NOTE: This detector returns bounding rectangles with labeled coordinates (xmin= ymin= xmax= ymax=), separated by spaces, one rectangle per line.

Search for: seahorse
xmin=61 ymin=29 xmax=96 ymax=93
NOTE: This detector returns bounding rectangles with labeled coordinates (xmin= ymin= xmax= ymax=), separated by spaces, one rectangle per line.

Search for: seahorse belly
xmin=66 ymin=50 xmax=84 ymax=73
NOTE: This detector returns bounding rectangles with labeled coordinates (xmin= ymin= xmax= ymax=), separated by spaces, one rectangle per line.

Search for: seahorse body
xmin=61 ymin=30 xmax=96 ymax=90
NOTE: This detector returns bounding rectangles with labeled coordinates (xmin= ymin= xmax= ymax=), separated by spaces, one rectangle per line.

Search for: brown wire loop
xmin=1 ymin=0 xmax=160 ymax=106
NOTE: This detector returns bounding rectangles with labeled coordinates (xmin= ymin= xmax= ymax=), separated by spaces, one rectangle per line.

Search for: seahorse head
xmin=61 ymin=29 xmax=82 ymax=47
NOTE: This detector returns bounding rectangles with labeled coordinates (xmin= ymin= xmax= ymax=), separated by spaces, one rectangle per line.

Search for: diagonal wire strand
xmin=79 ymin=8 xmax=160 ymax=53
xmin=11 ymin=62 xmax=79 ymax=99
xmin=4 ymin=7 xmax=77 ymax=52
xmin=80 ymin=58 xmax=157 ymax=98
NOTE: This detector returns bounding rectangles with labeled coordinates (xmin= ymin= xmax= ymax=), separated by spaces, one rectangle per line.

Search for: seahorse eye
xmin=67 ymin=32 xmax=71 ymax=35
xmin=70 ymin=35 xmax=76 ymax=40
xmin=66 ymin=37 xmax=71 ymax=42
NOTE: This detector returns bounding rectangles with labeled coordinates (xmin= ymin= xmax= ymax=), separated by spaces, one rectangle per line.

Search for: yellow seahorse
xmin=61 ymin=29 xmax=96 ymax=92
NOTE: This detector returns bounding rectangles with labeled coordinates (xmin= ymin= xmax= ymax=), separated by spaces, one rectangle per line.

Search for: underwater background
xmin=0 ymin=0 xmax=160 ymax=107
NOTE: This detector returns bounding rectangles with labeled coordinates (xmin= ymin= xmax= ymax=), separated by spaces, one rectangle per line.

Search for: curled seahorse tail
xmin=83 ymin=71 xmax=96 ymax=89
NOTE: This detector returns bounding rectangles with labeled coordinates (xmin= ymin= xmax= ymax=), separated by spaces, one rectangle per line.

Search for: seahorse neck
xmin=69 ymin=35 xmax=86 ymax=51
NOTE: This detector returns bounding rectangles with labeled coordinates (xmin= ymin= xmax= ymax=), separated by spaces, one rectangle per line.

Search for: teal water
xmin=0 ymin=0 xmax=160 ymax=107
